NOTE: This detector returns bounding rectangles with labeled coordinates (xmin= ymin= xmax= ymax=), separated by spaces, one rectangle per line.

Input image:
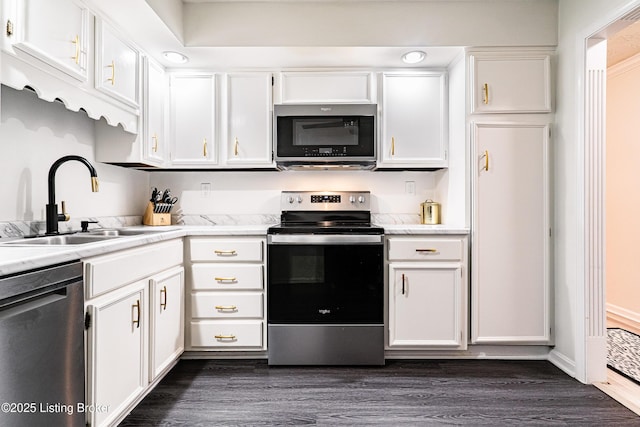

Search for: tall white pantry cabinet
xmin=469 ymin=50 xmax=553 ymax=344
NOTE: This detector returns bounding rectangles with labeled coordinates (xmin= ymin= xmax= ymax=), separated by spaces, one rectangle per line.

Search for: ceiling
xmin=608 ymin=20 xmax=640 ymax=67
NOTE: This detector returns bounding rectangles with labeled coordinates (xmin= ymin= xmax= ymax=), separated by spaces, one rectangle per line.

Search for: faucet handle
xmin=59 ymin=201 xmax=70 ymax=222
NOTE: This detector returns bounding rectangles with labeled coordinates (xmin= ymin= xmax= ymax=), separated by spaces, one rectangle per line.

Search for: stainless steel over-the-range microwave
xmin=274 ymin=104 xmax=377 ymax=170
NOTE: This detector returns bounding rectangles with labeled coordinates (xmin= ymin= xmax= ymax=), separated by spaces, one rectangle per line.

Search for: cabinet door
xmin=470 ymin=53 xmax=552 ymax=113
xmin=279 ymin=71 xmax=373 ymax=104
xmin=13 ymin=0 xmax=88 ymax=80
xmin=96 ymin=19 xmax=140 ymax=107
xmin=379 ymin=72 xmax=448 ymax=168
xmin=144 ymin=58 xmax=166 ymax=164
xmin=169 ymin=74 xmax=217 ymax=166
xmin=86 ymin=281 xmax=147 ymax=427
xmin=471 ymin=122 xmax=550 ymax=344
xmin=149 ymin=267 xmax=184 ymax=381
xmin=388 ymin=263 xmax=465 ymax=348
xmin=223 ymin=73 xmax=273 ymax=167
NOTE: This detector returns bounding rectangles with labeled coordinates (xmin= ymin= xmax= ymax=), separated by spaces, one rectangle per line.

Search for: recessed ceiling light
xmin=163 ymin=51 xmax=189 ymax=64
xmin=402 ymin=50 xmax=426 ymax=64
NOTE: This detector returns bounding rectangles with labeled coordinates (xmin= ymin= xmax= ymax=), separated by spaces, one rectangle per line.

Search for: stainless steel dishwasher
xmin=0 ymin=261 xmax=85 ymax=427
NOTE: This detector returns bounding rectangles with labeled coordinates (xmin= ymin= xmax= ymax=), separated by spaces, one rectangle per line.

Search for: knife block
xmin=142 ymin=202 xmax=171 ymax=226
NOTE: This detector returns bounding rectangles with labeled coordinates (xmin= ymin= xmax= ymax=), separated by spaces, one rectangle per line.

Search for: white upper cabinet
xmin=470 ymin=51 xmax=552 ymax=114
xmin=378 ymin=72 xmax=448 ymax=169
xmin=221 ymin=73 xmax=274 ymax=167
xmin=144 ymin=58 xmax=166 ymax=165
xmin=278 ymin=71 xmax=374 ymax=104
xmin=95 ymin=18 xmax=140 ymax=108
xmin=11 ymin=0 xmax=89 ymax=80
xmin=169 ymin=74 xmax=217 ymax=167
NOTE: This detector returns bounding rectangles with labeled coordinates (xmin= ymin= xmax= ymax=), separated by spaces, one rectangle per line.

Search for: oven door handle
xmin=268 ymin=234 xmax=383 ymax=245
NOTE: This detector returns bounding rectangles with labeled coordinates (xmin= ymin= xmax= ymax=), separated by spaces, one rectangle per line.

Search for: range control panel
xmin=281 ymin=191 xmax=371 ymax=211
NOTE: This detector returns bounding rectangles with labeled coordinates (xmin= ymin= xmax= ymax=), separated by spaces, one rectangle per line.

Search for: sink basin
xmin=4 ymin=234 xmax=119 ymax=245
xmin=86 ymin=228 xmax=162 ymax=237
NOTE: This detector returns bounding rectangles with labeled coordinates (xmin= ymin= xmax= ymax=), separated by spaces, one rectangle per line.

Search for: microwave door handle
xmin=301 ymin=121 xmax=346 ymax=130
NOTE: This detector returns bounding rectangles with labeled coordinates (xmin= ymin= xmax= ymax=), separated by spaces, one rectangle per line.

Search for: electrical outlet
xmin=405 ymin=181 xmax=416 ymax=195
xmin=201 ymin=182 xmax=211 ymax=197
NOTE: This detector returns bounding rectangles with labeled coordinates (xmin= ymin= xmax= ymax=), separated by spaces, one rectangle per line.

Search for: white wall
xmin=0 ymin=86 xmax=150 ymax=223
xmin=555 ymin=0 xmax=640 ymax=381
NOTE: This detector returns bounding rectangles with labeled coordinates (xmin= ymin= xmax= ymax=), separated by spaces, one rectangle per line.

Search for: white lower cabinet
xmin=86 ymin=280 xmax=147 ymax=427
xmin=387 ymin=236 xmax=468 ymax=350
xmin=84 ymin=239 xmax=184 ymax=427
xmin=187 ymin=237 xmax=266 ymax=351
xmin=149 ymin=267 xmax=185 ymax=381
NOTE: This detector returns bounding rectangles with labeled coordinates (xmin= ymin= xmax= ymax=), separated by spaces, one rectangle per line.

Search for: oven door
xmin=267 ymin=234 xmax=383 ymax=325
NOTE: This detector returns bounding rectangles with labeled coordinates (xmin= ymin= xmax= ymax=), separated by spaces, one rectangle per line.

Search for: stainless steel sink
xmin=3 ymin=234 xmax=119 ymax=245
xmin=86 ymin=229 xmax=161 ymax=237
xmin=2 ymin=228 xmax=163 ymax=245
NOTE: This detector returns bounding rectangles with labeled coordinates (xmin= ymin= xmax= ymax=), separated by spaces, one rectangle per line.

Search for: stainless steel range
xmin=267 ymin=191 xmax=384 ymax=365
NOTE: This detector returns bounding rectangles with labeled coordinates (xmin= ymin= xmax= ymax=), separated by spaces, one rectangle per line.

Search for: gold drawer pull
xmin=214 ymin=334 xmax=237 ymax=340
xmin=152 ymin=134 xmax=159 ymax=152
xmin=416 ymin=248 xmax=438 ymax=253
xmin=132 ymin=299 xmax=141 ymax=328
xmin=160 ymin=286 xmax=167 ymax=310
xmin=215 ymin=305 xmax=238 ymax=311
xmin=107 ymin=60 xmax=115 ymax=85
xmin=215 ymin=276 xmax=237 ymax=282
xmin=214 ymin=250 xmax=237 ymax=256
xmin=72 ymin=35 xmax=80 ymax=64
xmin=483 ymin=83 xmax=489 ymax=104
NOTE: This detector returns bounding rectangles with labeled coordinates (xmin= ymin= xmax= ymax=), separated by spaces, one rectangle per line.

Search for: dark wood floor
xmin=121 ymin=359 xmax=639 ymax=426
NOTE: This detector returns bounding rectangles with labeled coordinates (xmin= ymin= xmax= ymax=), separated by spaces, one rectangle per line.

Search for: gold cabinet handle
xmin=72 ymin=35 xmax=80 ymax=64
xmin=214 ymin=277 xmax=237 ymax=282
xmin=401 ymin=273 xmax=405 ymax=295
xmin=107 ymin=60 xmax=115 ymax=85
xmin=215 ymin=305 xmax=238 ymax=311
xmin=214 ymin=249 xmax=237 ymax=256
xmin=214 ymin=334 xmax=237 ymax=340
xmin=481 ymin=150 xmax=489 ymax=171
xmin=203 ymin=138 xmax=208 ymax=157
xmin=6 ymin=20 xmax=14 ymax=37
xmin=415 ymin=248 xmax=438 ymax=253
xmin=160 ymin=286 xmax=167 ymax=310
xmin=391 ymin=136 xmax=395 ymax=156
xmin=483 ymin=83 xmax=489 ymax=105
xmin=132 ymin=299 xmax=141 ymax=328
xmin=234 ymin=137 xmax=239 ymax=156
xmin=152 ymin=134 xmax=159 ymax=152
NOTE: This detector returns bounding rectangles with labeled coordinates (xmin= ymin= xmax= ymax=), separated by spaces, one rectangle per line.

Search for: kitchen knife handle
xmin=132 ymin=299 xmax=141 ymax=328
xmin=401 ymin=273 xmax=405 ymax=295
xmin=160 ymin=286 xmax=167 ymax=310
xmin=483 ymin=83 xmax=489 ymax=104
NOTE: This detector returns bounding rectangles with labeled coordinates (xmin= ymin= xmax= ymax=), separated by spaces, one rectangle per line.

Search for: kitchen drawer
xmin=191 ymin=292 xmax=263 ymax=319
xmin=85 ymin=239 xmax=183 ymax=298
xmin=387 ymin=238 xmax=463 ymax=262
xmin=189 ymin=238 xmax=264 ymax=262
xmin=190 ymin=264 xmax=263 ymax=290
xmin=190 ymin=320 xmax=263 ymax=348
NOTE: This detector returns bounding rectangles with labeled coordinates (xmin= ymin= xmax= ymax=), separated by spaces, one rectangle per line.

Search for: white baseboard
xmin=548 ymin=349 xmax=576 ymax=379
xmin=607 ymin=303 xmax=640 ymax=332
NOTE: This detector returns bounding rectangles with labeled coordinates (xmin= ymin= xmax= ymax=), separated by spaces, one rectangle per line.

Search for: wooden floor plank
xmin=121 ymin=360 xmax=639 ymax=426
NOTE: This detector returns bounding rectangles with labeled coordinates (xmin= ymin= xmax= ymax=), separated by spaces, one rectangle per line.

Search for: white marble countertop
xmin=0 ymin=223 xmax=468 ymax=276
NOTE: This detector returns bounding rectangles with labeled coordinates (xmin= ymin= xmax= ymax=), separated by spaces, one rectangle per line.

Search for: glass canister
xmin=420 ymin=199 xmax=441 ymax=224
